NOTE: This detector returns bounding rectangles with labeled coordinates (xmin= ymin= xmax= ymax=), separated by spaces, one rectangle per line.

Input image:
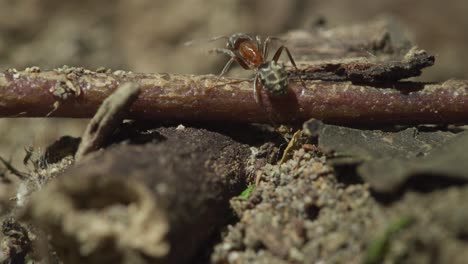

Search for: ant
xmin=207 ymin=33 xmax=306 ymax=103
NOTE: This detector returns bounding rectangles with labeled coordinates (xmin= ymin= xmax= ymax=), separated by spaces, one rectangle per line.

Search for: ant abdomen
xmin=258 ymin=61 xmax=289 ymax=96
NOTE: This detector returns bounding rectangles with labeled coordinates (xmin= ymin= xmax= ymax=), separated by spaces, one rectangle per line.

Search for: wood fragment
xmin=292 ymin=47 xmax=434 ymax=83
xmin=284 ymin=17 xmax=413 ymax=61
xmin=279 ymin=130 xmax=303 ymax=164
xmin=284 ymin=18 xmax=434 ymax=82
xmin=75 ymin=82 xmax=140 ymax=161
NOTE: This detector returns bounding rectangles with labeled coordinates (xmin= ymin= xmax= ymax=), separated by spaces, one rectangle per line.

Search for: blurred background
xmin=1 ymin=0 xmax=467 ymax=168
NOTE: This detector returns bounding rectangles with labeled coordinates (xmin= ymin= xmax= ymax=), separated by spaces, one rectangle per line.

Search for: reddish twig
xmin=0 ymin=67 xmax=467 ymax=125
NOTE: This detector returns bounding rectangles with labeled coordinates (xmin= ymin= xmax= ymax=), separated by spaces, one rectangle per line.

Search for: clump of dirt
xmin=380 ymin=187 xmax=468 ymax=263
xmin=211 ymin=124 xmax=468 ymax=264
xmin=2 ymin=122 xmax=468 ymax=264
xmin=212 ymin=147 xmax=383 ymax=263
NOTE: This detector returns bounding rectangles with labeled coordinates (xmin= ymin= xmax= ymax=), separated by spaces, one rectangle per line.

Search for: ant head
xmin=258 ymin=61 xmax=289 ymax=96
xmin=228 ymin=33 xmax=254 ymax=49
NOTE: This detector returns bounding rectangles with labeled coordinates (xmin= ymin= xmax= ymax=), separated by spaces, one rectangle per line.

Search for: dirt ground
xmin=1 ymin=1 xmax=468 ymax=264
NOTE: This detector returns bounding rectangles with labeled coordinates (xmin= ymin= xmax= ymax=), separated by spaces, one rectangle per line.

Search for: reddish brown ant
xmin=208 ymin=33 xmax=306 ymax=103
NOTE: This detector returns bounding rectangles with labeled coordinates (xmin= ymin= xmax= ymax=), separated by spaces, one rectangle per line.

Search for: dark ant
xmin=207 ymin=33 xmax=306 ymax=103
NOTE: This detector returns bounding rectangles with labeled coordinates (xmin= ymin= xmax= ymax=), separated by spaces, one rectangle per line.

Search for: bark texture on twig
xmin=24 ymin=127 xmax=251 ymax=264
xmin=75 ymin=82 xmax=140 ymax=161
xmin=1 ymin=67 xmax=467 ymax=125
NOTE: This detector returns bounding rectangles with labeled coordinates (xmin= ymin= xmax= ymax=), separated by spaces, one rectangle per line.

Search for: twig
xmin=0 ymin=156 xmax=28 ymax=180
xmin=0 ymin=67 xmax=468 ymax=125
xmin=75 ymin=82 xmax=140 ymax=162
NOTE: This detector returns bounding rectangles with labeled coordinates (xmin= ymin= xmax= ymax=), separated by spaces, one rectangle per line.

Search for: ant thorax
xmin=258 ymin=61 xmax=289 ymax=96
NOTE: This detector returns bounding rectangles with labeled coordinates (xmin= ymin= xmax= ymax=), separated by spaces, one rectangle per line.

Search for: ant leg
xmin=209 ymin=47 xmax=250 ymax=70
xmin=184 ymin=35 xmax=228 ymax=46
xmin=255 ymin=35 xmax=262 ymax=52
xmin=263 ymin=36 xmax=284 ymax=59
xmin=208 ymin=48 xmax=252 ymax=88
xmin=271 ymin=45 xmax=289 ymax=62
xmin=272 ymin=45 xmax=307 ymax=89
xmin=213 ymin=57 xmax=235 ymax=86
xmin=208 ymin=48 xmax=237 ymax=86
xmin=208 ymin=35 xmax=229 ymax=42
xmin=253 ymin=73 xmax=262 ymax=104
xmin=263 ymin=38 xmax=270 ymax=59
xmin=208 ymin=48 xmax=250 ymax=69
xmin=208 ymin=48 xmax=235 ymax=57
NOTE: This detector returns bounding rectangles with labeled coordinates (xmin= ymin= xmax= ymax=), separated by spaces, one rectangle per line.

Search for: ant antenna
xmin=184 ymin=35 xmax=229 ymax=46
